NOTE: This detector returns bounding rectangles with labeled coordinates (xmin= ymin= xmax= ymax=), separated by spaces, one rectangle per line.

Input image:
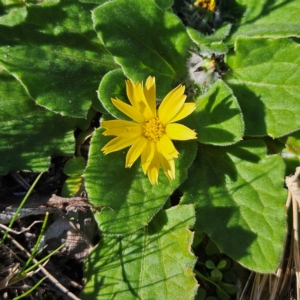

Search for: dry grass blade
xmin=238 ymin=271 xmax=254 ymax=300
xmin=244 ymin=167 xmax=300 ymax=300
xmin=1 ymin=231 xmax=80 ymax=300
xmin=0 ymin=264 xmax=20 ymax=290
xmin=249 ymin=273 xmax=268 ymax=300
xmin=269 ymin=255 xmax=284 ymax=299
xmin=285 ymin=166 xmax=300 ymax=299
xmin=0 ymin=221 xmax=43 ymax=235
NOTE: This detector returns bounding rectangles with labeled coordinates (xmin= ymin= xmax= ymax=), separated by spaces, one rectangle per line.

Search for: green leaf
xmin=82 ymin=205 xmax=198 ymax=300
xmin=0 ymin=6 xmax=28 ymax=26
xmin=281 ymin=130 xmax=300 ymax=156
xmin=0 ymin=0 xmax=115 ymax=117
xmin=75 ymin=107 xmax=97 ymax=131
xmin=216 ymin=287 xmax=230 ymax=300
xmin=218 ymin=282 xmax=237 ymax=295
xmin=92 ymin=0 xmax=192 ymax=98
xmin=226 ymin=0 xmax=300 ymax=44
xmin=195 ymin=288 xmax=206 ymax=300
xmin=206 ymin=260 xmax=215 ymax=269
xmin=185 ymin=80 xmax=244 ymax=145
xmin=61 ymin=176 xmax=84 ymax=197
xmin=280 ymin=131 xmax=300 ymax=174
xmin=188 ymin=24 xmax=232 ymax=45
xmin=281 ymin=149 xmax=300 ymax=177
xmin=153 ymin=0 xmax=174 ymax=10
xmin=0 ymin=70 xmax=76 ymax=175
xmin=223 ymin=271 xmax=236 ymax=284
xmin=98 ymin=69 xmax=128 ymax=119
xmin=211 ymin=268 xmax=222 ymax=281
xmin=79 ymin=0 xmax=108 ymax=3
xmin=217 ymin=260 xmax=226 ymax=270
xmin=63 ymin=157 xmax=86 ymax=176
xmin=192 ymin=230 xmax=204 ymax=248
xmin=224 ymin=37 xmax=300 ymax=137
xmin=187 ymin=24 xmax=231 ymax=53
xmin=181 ymin=140 xmax=287 ymax=272
xmin=61 ymin=157 xmax=86 ymax=197
xmin=205 ymin=239 xmax=219 ymax=256
xmin=83 ymin=127 xmax=197 ymax=234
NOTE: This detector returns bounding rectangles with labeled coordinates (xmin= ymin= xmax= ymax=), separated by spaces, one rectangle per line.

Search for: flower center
xmin=194 ymin=0 xmax=216 ymax=11
xmin=143 ymin=118 xmax=165 ymax=142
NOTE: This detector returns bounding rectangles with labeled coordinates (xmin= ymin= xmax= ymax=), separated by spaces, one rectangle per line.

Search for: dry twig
xmin=0 ymin=230 xmax=81 ymax=300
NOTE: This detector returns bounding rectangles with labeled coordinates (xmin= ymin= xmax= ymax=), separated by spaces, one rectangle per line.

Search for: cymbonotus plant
xmin=1 ymin=0 xmax=300 ymax=298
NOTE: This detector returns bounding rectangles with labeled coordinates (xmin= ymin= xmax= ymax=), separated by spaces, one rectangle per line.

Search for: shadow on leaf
xmin=225 ymin=82 xmax=267 ymax=137
xmin=82 ymin=207 xmax=196 ymax=299
xmin=180 ymin=140 xmax=278 ymax=267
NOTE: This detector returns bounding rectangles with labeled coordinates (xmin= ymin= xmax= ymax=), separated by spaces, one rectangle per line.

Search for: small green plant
xmin=61 ymin=157 xmax=86 ymax=197
xmin=1 ymin=0 xmax=300 ymax=298
xmin=193 ymin=237 xmax=238 ymax=299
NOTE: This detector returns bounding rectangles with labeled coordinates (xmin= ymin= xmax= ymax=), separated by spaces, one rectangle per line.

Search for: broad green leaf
xmin=181 ymin=140 xmax=287 ymax=272
xmin=98 ymin=69 xmax=128 ymax=118
xmin=185 ymin=80 xmax=244 ymax=145
xmin=79 ymin=0 xmax=109 ymax=3
xmin=153 ymin=0 xmax=174 ymax=10
xmin=225 ymin=0 xmax=300 ymax=44
xmin=224 ymin=37 xmax=300 ymax=138
xmin=187 ymin=24 xmax=232 ymax=45
xmin=0 ymin=70 xmax=76 ymax=175
xmin=82 ymin=205 xmax=198 ymax=300
xmin=92 ymin=0 xmax=192 ymax=98
xmin=187 ymin=23 xmax=231 ymax=53
xmin=0 ymin=0 xmax=115 ymax=117
xmin=83 ymin=127 xmax=197 ymax=234
xmin=0 ymin=6 xmax=28 ymax=26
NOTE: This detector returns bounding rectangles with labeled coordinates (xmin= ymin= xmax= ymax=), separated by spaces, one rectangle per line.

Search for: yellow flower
xmin=101 ymin=76 xmax=197 ymax=185
xmin=194 ymin=0 xmax=216 ymax=11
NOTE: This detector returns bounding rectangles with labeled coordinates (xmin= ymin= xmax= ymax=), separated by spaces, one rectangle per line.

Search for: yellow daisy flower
xmin=194 ymin=0 xmax=216 ymax=11
xmin=101 ymin=76 xmax=197 ymax=185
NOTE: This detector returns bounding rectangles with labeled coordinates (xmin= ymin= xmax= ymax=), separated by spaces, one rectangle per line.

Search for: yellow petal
xmin=166 ymin=123 xmax=197 ymax=140
xmin=126 ymin=79 xmax=140 ymax=110
xmin=141 ymin=141 xmax=155 ymax=174
xmin=147 ymin=151 xmax=160 ymax=185
xmin=125 ymin=78 xmax=155 ymax=119
xmin=158 ymin=152 xmax=175 ymax=181
xmin=158 ymin=84 xmax=187 ymax=124
xmin=112 ymin=98 xmax=145 ymax=123
xmin=157 ymin=135 xmax=179 ymax=159
xmin=144 ymin=76 xmax=156 ymax=117
xmin=102 ymin=119 xmax=137 ymax=129
xmin=169 ymin=103 xmax=196 ymax=123
xmin=103 ymin=123 xmax=143 ymax=138
xmin=135 ymin=82 xmax=155 ymax=120
xmin=101 ymin=136 xmax=136 ymax=155
xmin=126 ymin=137 xmax=148 ymax=168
